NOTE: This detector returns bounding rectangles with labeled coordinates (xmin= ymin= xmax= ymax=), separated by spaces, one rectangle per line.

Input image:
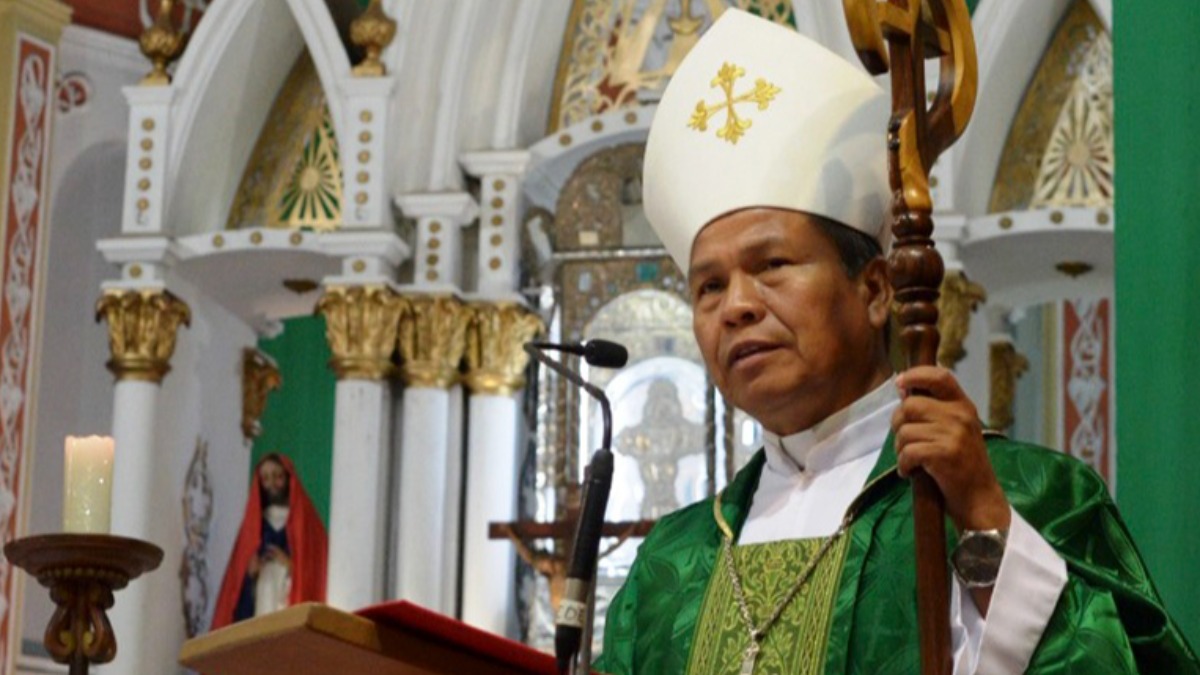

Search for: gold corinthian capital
xmin=95 ymin=288 xmax=192 ymax=383
xmin=937 ymin=271 xmax=987 ymax=368
xmin=397 ymin=295 xmax=471 ymax=389
xmin=463 ymin=303 xmax=544 ymax=396
xmin=316 ymin=285 xmax=405 ymax=381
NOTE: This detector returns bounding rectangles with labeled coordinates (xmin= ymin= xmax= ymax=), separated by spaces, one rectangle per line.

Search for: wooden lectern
xmin=180 ymin=602 xmax=564 ymax=674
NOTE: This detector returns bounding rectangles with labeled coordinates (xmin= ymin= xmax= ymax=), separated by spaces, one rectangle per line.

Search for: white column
xmin=327 ymin=379 xmax=392 ymax=608
xmin=94 ymin=285 xmax=189 ymax=675
xmin=393 ymin=294 xmax=472 ymax=614
xmin=460 ymin=392 xmax=521 ymax=634
xmin=396 ymin=386 xmax=454 ymax=611
xmin=104 ymin=76 xmax=180 ymax=669
xmin=457 ymin=150 xmax=537 ymax=627
xmin=324 ymin=16 xmax=402 ymax=607
xmin=449 ymin=149 xmax=542 ymax=631
xmin=109 ymin=381 xmax=160 ymax=539
xmin=387 ymin=196 xmax=478 ymax=613
xmin=101 ymin=44 xmax=182 ymax=672
xmin=316 ymin=283 xmax=405 ymax=609
xmin=441 ymin=384 xmax=465 ymax=612
xmin=459 ymin=150 xmax=535 ymax=625
xmin=459 ymin=301 xmax=542 ymax=634
xmin=105 ymin=379 xmax=161 ymax=671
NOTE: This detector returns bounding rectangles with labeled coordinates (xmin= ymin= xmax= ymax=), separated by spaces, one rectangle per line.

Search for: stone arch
xmin=165 ymin=0 xmax=352 ymax=235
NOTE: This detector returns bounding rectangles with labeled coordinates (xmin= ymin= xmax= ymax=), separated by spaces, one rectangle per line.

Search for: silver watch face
xmin=952 ymin=530 xmax=1006 ymax=587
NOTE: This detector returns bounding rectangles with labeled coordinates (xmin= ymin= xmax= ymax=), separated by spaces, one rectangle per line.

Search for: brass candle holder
xmin=5 ymin=534 xmax=163 ymax=675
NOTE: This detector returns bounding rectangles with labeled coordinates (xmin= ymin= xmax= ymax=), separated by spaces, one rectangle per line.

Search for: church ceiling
xmin=546 ymin=0 xmax=984 ymax=133
xmin=64 ymin=0 xmax=368 ymax=66
xmin=548 ymin=0 xmax=795 ymax=132
xmin=64 ymin=0 xmax=209 ymax=40
xmin=65 ymin=0 xmax=142 ymax=38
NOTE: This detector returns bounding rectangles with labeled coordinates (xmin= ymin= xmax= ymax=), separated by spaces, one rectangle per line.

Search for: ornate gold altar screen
xmin=842 ymin=0 xmax=977 ymax=672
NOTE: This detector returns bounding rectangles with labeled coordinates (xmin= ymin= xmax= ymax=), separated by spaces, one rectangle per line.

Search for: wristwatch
xmin=951 ymin=528 xmax=1008 ymax=589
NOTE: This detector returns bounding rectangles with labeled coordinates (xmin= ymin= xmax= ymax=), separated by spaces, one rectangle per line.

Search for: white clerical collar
xmin=761 ymin=377 xmax=899 ymax=477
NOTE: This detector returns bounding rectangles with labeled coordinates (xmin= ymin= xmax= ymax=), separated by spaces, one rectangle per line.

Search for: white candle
xmin=63 ymin=435 xmax=114 ymax=533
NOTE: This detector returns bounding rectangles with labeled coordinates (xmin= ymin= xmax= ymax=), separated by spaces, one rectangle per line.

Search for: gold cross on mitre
xmin=687 ymin=62 xmax=780 ymax=144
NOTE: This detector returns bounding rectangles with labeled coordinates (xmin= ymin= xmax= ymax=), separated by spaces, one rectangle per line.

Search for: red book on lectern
xmin=358 ymin=600 xmax=568 ymax=674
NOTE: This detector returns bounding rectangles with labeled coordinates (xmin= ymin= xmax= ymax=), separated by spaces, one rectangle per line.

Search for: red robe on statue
xmin=210 ymin=454 xmax=328 ymax=630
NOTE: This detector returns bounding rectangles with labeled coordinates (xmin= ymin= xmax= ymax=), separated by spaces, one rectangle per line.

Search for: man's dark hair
xmin=811 ymin=215 xmax=893 ymax=353
xmin=811 ymin=215 xmax=884 ymax=278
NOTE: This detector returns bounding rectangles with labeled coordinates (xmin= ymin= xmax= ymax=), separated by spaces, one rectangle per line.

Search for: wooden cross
xmin=489 ymin=490 xmax=654 ymax=612
xmin=841 ymin=2 xmax=978 ymax=674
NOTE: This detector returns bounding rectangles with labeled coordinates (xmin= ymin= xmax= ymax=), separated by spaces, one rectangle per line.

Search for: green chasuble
xmin=594 ymin=436 xmax=1200 ymax=674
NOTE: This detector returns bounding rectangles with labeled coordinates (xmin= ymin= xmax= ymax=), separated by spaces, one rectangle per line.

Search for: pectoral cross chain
xmin=740 ymin=639 xmax=760 ymax=674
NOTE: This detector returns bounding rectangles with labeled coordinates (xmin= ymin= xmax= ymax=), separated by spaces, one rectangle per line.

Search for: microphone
xmin=530 ymin=339 xmax=629 ymax=369
xmin=582 ymin=340 xmax=628 ymax=369
xmin=556 ymin=449 xmax=613 ymax=674
xmin=523 ymin=341 xmax=625 ymax=674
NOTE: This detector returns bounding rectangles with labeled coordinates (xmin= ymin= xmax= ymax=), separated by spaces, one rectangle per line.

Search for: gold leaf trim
xmin=937 ymin=271 xmax=987 ymax=368
xmin=397 ymin=295 xmax=472 ymax=389
xmin=139 ymin=0 xmax=185 ymax=86
xmin=316 ymin=285 xmax=404 ymax=381
xmin=463 ymin=303 xmax=545 ymax=396
xmin=95 ymin=288 xmax=191 ymax=383
xmin=351 ymin=0 xmax=397 ymax=77
xmin=226 ymin=53 xmax=342 ymax=231
xmin=989 ymin=0 xmax=1107 ymax=212
xmin=242 ymin=349 xmax=282 ymax=439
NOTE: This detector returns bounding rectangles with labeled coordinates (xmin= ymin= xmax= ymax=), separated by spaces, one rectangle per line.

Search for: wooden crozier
xmin=840 ymin=1 xmax=978 ymax=673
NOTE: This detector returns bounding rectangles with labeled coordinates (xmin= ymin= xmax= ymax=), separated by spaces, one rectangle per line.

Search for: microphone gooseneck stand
xmin=524 ymin=341 xmax=622 ymax=675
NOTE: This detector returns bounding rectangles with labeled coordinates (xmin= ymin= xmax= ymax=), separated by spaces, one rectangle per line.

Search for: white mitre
xmin=643 ymin=9 xmax=891 ymax=271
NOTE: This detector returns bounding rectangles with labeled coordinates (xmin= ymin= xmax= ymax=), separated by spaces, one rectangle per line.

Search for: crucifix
xmin=489 ymin=484 xmax=655 ymax=612
xmin=841 ymin=1 xmax=978 ymax=673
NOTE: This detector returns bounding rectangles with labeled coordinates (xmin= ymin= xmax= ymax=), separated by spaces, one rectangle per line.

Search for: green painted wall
xmin=251 ymin=315 xmax=337 ymax=528
xmin=1114 ymin=0 xmax=1200 ymax=649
